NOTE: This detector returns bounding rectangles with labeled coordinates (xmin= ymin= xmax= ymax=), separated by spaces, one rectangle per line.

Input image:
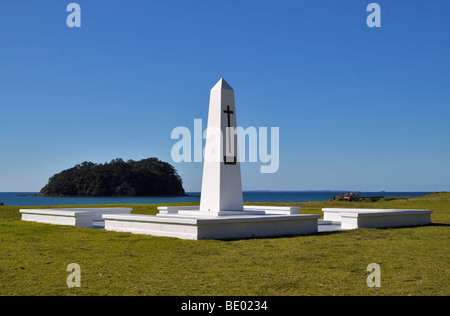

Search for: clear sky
xmin=0 ymin=0 xmax=449 ymax=192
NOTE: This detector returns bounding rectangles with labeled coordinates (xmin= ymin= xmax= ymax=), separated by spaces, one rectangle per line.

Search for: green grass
xmin=0 ymin=193 xmax=449 ymax=296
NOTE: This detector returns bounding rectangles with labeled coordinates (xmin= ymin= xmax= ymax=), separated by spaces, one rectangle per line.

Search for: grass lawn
xmin=0 ymin=193 xmax=449 ymax=296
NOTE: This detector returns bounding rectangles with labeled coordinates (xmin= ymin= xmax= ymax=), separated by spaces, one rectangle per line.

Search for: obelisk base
xmin=102 ymin=206 xmax=319 ymax=240
xmin=175 ymin=209 xmax=266 ymax=217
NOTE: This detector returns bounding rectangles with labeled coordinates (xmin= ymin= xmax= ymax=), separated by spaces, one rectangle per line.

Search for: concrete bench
xmin=20 ymin=208 xmax=132 ymax=228
xmin=322 ymin=208 xmax=432 ymax=230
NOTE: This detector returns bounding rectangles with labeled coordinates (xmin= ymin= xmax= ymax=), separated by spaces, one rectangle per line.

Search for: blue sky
xmin=0 ymin=0 xmax=449 ymax=192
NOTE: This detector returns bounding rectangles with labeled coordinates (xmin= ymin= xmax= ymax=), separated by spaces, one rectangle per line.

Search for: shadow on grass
xmin=428 ymin=222 xmax=450 ymax=227
xmin=219 ymin=229 xmax=345 ymax=242
xmin=218 ymin=222 xmax=447 ymax=242
xmin=370 ymin=223 xmax=447 ymax=230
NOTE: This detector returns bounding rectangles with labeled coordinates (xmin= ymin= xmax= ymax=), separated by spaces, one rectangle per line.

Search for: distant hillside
xmin=39 ymin=158 xmax=185 ymax=197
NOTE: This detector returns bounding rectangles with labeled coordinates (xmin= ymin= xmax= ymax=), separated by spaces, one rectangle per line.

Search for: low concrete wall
xmin=322 ymin=208 xmax=432 ymax=230
xmin=20 ymin=208 xmax=132 ymax=228
xmin=20 ymin=209 xmax=93 ymax=227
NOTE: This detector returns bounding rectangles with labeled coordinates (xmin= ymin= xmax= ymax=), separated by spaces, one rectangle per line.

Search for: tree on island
xmin=39 ymin=158 xmax=186 ymax=197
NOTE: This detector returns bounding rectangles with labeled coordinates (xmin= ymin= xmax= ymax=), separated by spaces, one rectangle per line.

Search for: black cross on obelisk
xmin=223 ymin=105 xmax=236 ymax=165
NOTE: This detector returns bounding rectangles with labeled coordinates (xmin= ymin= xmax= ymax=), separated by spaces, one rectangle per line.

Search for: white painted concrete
xmin=157 ymin=205 xmax=301 ymax=216
xmin=20 ymin=209 xmax=94 ymax=228
xmin=60 ymin=208 xmax=132 ymax=221
xmin=20 ymin=208 xmax=132 ymax=228
xmin=243 ymin=205 xmax=301 ymax=215
xmin=322 ymin=208 xmax=432 ymax=230
xmin=103 ymin=213 xmax=320 ymax=240
xmin=200 ymin=78 xmax=244 ymax=213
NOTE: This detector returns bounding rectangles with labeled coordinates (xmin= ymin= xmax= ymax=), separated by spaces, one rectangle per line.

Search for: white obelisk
xmin=199 ymin=78 xmax=244 ymax=214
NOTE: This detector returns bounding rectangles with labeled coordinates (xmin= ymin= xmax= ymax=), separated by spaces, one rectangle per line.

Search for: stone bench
xmin=20 ymin=208 xmax=132 ymax=228
xmin=322 ymin=208 xmax=432 ymax=230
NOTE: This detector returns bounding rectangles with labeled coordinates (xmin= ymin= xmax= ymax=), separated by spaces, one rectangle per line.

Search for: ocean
xmin=0 ymin=191 xmax=432 ymax=207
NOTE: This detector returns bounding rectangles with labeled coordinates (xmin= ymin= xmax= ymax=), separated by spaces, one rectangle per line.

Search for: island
xmin=39 ymin=158 xmax=186 ymax=197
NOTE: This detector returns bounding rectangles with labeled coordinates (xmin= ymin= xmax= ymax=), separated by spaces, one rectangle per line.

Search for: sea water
xmin=0 ymin=191 xmax=432 ymax=207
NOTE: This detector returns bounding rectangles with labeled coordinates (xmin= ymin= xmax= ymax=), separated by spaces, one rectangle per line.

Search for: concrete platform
xmin=103 ymin=206 xmax=319 ymax=240
xmin=322 ymin=208 xmax=432 ymax=230
xmin=20 ymin=208 xmax=132 ymax=228
xmin=20 ymin=206 xmax=433 ymax=239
